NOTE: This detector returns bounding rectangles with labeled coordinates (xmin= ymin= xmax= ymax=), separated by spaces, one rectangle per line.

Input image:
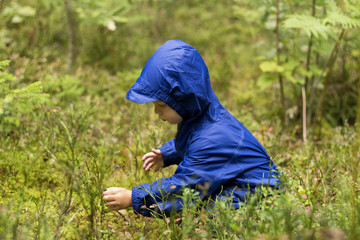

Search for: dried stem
xmin=302 ymin=86 xmax=307 ymax=144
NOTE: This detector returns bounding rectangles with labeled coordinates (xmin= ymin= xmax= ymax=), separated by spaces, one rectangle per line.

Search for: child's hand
xmin=103 ymin=187 xmax=132 ymax=211
xmin=142 ymin=149 xmax=164 ymax=171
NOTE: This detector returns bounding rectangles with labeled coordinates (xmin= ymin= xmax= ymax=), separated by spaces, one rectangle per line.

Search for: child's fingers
xmin=106 ymin=200 xmax=118 ymax=206
xmin=103 ymin=195 xmax=116 ymax=201
xmin=145 ymin=161 xmax=155 ymax=171
xmin=143 ymin=157 xmax=153 ymax=169
xmin=103 ymin=189 xmax=115 ymax=195
xmin=141 ymin=153 xmax=150 ymax=161
xmin=103 ymin=187 xmax=124 ymax=195
xmin=142 ymin=152 xmax=156 ymax=161
xmin=152 ymin=149 xmax=161 ymax=155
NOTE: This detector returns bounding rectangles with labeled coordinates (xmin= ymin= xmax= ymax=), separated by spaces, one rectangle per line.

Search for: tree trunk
xmin=276 ymin=0 xmax=286 ymax=126
xmin=64 ymin=0 xmax=77 ymax=73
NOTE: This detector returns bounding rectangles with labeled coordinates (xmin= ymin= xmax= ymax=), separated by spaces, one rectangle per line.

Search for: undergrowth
xmin=0 ymin=60 xmax=359 ymax=240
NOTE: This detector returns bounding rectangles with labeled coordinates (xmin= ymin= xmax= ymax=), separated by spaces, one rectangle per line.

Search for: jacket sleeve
xmin=158 ymin=138 xmax=183 ymax=167
xmin=132 ymin=135 xmax=238 ymax=217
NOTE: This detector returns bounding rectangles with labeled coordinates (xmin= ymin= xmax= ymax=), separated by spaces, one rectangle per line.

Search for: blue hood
xmin=126 ymin=40 xmax=219 ymax=122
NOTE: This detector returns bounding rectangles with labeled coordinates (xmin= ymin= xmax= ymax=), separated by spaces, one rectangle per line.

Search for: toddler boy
xmin=103 ymin=40 xmax=280 ymax=217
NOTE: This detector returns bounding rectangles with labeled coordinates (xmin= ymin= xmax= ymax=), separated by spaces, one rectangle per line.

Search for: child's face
xmin=153 ymin=100 xmax=183 ymax=124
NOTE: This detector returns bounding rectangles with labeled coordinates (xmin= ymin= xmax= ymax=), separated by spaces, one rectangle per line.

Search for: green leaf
xmin=0 ymin=60 xmax=11 ymax=70
xmin=284 ymin=71 xmax=304 ymax=85
xmin=3 ymin=3 xmax=36 ymax=23
xmin=113 ymin=16 xmax=128 ymax=23
xmin=11 ymin=15 xmax=23 ymax=24
xmin=283 ymin=60 xmax=300 ymax=72
xmin=110 ymin=6 xmax=126 ymax=16
xmin=257 ymin=74 xmax=277 ymax=89
xmin=298 ymin=185 xmax=306 ymax=195
xmin=259 ymin=61 xmax=284 ymax=73
xmin=18 ymin=6 xmax=36 ymax=17
xmin=351 ymin=50 xmax=360 ymax=57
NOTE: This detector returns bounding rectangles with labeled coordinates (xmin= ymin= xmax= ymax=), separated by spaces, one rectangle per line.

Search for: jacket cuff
xmin=132 ymin=186 xmax=161 ymax=217
xmin=159 ymin=144 xmax=175 ymax=167
xmin=131 ymin=186 xmax=145 ymax=215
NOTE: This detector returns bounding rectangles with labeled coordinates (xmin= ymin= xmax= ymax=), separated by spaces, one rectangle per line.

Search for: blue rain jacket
xmin=126 ymin=40 xmax=280 ymax=217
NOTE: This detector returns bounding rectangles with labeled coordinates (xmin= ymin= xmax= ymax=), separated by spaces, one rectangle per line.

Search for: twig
xmin=59 ymin=210 xmax=79 ymax=237
xmin=115 ymin=210 xmax=130 ymax=225
xmin=39 ymin=140 xmax=58 ymax=161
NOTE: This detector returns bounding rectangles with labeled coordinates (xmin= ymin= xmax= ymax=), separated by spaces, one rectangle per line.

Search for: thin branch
xmin=39 ymin=141 xmax=58 ymax=161
xmin=304 ymin=0 xmax=316 ymax=90
xmin=276 ymin=0 xmax=286 ymax=126
xmin=302 ymin=0 xmax=316 ymax=142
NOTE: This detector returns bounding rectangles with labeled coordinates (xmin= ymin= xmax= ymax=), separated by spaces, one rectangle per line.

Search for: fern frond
xmin=345 ymin=0 xmax=360 ymax=16
xmin=324 ymin=0 xmax=360 ymax=28
xmin=282 ymin=14 xmax=332 ymax=39
xmin=324 ymin=9 xmax=360 ymax=28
